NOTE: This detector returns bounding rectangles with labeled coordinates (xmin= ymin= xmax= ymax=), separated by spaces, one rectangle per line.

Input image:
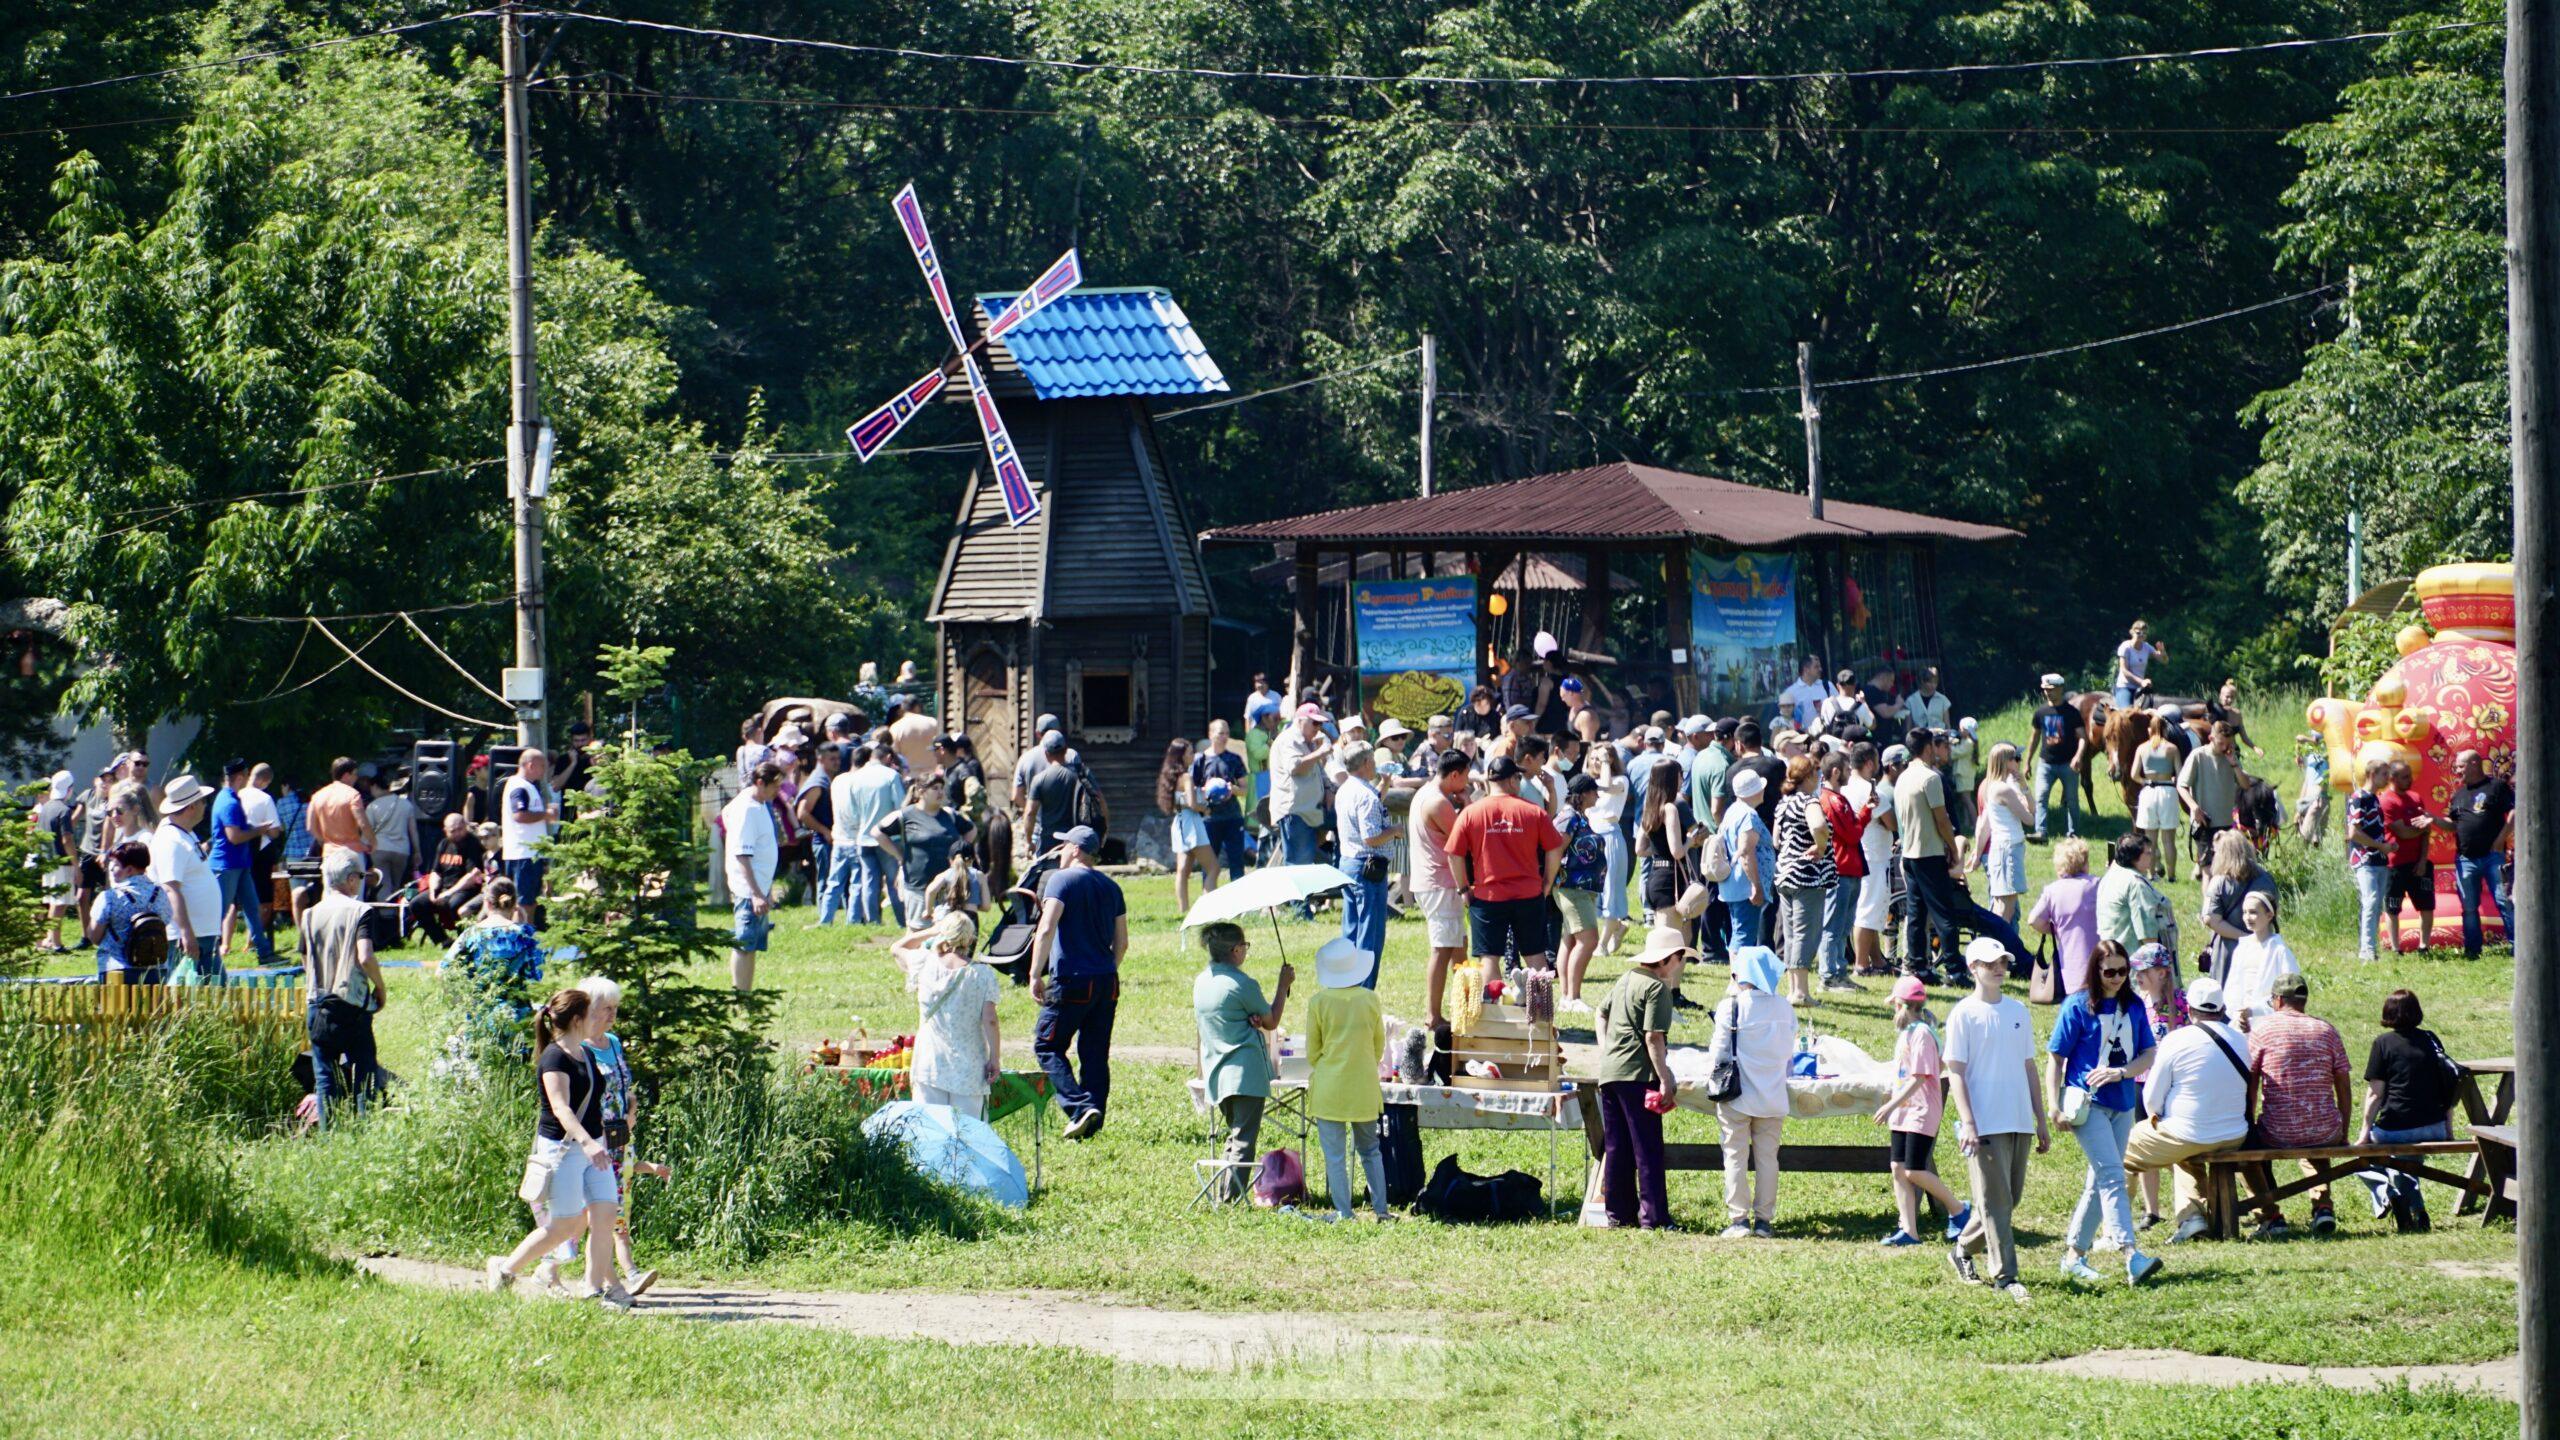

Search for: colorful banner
xmin=1690 ymin=549 xmax=1799 ymax=712
xmin=1353 ymin=578 xmax=1476 ymax=728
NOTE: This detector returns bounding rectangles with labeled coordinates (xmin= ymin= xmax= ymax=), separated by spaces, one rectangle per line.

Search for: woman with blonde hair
xmin=1969 ymin=743 xmax=2031 ymax=924
xmin=893 ymin=910 xmax=1002 ymax=1116
xmin=1583 ymin=740 xmax=1633 ymax=955
xmin=2131 ymin=713 xmax=2184 ymax=876
xmin=2028 ymin=837 xmax=2104 ymax=996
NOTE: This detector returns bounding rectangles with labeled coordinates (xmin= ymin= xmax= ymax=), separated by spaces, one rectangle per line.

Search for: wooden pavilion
xmin=1201 ymin=461 xmax=2019 ymax=723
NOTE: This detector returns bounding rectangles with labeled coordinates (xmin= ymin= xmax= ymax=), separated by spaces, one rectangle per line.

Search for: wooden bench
xmin=2201 ymin=1140 xmax=2484 ymax=1239
xmin=1575 ymin=1096 xmax=1909 ymax=1220
xmin=2471 ymin=1125 xmax=2518 ymax=1224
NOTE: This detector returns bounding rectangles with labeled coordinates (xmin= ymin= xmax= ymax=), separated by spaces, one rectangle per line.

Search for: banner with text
xmin=1353 ymin=578 xmax=1477 ymax=729
xmin=1690 ymin=549 xmax=1799 ymax=715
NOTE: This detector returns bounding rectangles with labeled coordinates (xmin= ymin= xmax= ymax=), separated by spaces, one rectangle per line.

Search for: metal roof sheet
xmin=1199 ymin=462 xmax=2023 ymax=549
xmin=974 ymin=286 xmax=1229 ymax=400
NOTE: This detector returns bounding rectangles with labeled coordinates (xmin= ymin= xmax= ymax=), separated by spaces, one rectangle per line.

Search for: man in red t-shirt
xmin=1442 ymin=756 xmax=1566 ymax=970
xmin=2377 ymin=761 xmax=2438 ymax=953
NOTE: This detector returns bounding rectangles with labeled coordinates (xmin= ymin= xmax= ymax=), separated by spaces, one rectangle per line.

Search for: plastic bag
xmin=1252 ymin=1148 xmax=1305 ymax=1208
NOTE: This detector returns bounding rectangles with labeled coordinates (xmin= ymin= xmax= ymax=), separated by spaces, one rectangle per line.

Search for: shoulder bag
xmin=2028 ymin=932 xmax=2060 ymax=1006
xmin=1704 ymin=997 xmax=1743 ymax=1103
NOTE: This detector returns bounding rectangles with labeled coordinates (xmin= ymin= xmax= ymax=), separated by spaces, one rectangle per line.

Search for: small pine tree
xmin=542 ymin=643 xmax=768 ymax=1087
xmin=0 ymin=789 xmax=58 ymax=979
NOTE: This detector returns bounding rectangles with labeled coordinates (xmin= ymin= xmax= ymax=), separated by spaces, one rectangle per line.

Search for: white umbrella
xmin=1179 ymin=863 xmax=1352 ymax=968
xmin=1180 ymin=864 xmax=1351 ymax=928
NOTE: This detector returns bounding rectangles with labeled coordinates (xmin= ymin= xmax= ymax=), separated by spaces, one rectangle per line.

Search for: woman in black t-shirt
xmin=2360 ymin=987 xmax=2461 ymax=1230
xmin=483 ymin=988 xmax=635 ymax=1307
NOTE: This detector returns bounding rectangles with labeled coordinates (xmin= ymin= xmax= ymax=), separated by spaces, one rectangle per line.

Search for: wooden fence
xmin=6 ymin=981 xmax=308 ymax=1041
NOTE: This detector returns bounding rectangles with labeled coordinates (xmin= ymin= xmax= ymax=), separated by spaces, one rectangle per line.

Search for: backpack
xmin=123 ymin=910 xmax=170 ymax=976
xmin=1069 ymin=770 xmax=1109 ymax=838
xmin=1699 ymin=818 xmax=1735 ymax=883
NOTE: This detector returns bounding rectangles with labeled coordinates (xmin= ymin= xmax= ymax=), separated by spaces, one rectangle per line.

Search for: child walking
xmin=1306 ymin=937 xmax=1392 ymax=1221
xmin=1874 ymin=975 xmax=1967 ymax=1246
xmin=1594 ymin=926 xmax=1694 ymax=1230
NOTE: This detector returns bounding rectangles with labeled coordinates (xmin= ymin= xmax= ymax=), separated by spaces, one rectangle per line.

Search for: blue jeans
xmin=1340 ymin=865 xmax=1388 ymax=987
xmin=2112 ymin=684 xmax=2135 ymax=709
xmin=1317 ymin=1117 xmax=1389 ymax=1219
xmin=834 ymin=845 xmax=894 ymax=926
xmin=1726 ymin=898 xmax=1763 ymax=951
xmin=215 ymin=865 xmax=275 ymax=965
xmin=505 ymin=857 xmax=547 ymax=927
xmin=2352 ymin=863 xmax=2389 ymax=959
xmin=1035 ymin=975 xmax=1118 ymax=1120
xmin=307 ymin=996 xmax=377 ymax=1129
xmin=1276 ymin=815 xmax=1321 ymax=917
xmin=2033 ymin=760 xmax=2080 ymax=838
xmin=2455 ymin=853 xmax=2513 ymax=956
xmin=1818 ymin=877 xmax=1856 ymax=982
xmin=2066 ymin=1103 xmax=2138 ymax=1254
xmin=808 ymin=835 xmax=832 ymax=907
xmin=1599 ymin=828 xmax=1631 ymax=922
xmin=2365 ymin=1119 xmax=2454 ymax=1212
xmin=819 ymin=840 xmax=861 ymax=923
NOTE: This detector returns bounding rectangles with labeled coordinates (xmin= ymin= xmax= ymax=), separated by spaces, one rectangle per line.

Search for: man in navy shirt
xmin=1031 ymin=826 xmax=1127 ymax=1139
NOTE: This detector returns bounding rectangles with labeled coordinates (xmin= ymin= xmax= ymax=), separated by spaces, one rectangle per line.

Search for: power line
xmin=92 ymin=459 xmax=502 ymax=542
xmin=0 ymin=11 xmax=493 ymax=105
xmin=1156 ymin=349 xmax=1419 ymax=417
xmin=520 ymin=11 xmax=2475 ymax=89
xmin=525 ymin=83 xmax=2298 ymax=137
xmin=234 ymin=592 xmax=526 ymax=625
xmin=307 ymin=616 xmax=510 ymax=728
xmin=1696 ymin=286 xmax=2336 ymax=396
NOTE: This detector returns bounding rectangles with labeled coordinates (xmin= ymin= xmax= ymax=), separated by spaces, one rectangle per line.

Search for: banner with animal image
xmin=1690 ymin=548 xmax=1799 ymax=715
xmin=1353 ymin=578 xmax=1477 ymax=728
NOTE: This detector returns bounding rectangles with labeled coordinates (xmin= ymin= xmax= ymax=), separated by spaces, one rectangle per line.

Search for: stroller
xmin=978 ymin=847 xmax=1063 ymax=986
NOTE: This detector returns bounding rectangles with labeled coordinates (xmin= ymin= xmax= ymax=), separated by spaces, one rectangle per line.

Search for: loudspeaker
xmin=484 ymin=744 xmax=526 ymax=822
xmin=410 ymin=740 xmax=457 ymax=822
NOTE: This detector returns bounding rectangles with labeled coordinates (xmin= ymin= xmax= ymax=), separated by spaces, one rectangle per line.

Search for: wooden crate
xmin=1450 ymin=1002 xmax=1562 ymax=1091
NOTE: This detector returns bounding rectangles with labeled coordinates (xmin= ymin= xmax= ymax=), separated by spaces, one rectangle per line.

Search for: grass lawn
xmin=2 ymin=693 xmax=2525 ymax=1435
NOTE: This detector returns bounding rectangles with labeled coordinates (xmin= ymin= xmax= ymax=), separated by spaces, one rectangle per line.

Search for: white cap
xmin=2040 ymin=672 xmax=2065 ymax=687
xmin=1644 ymin=726 xmax=1667 ymax=743
xmin=1963 ymin=936 xmax=2011 ymax=969
xmin=1959 ymin=717 xmax=1978 ymax=735
xmin=2187 ymin=976 xmax=2227 ymax=1013
xmin=1375 ymin=717 xmax=1411 ymax=741
xmin=1730 ymin=768 xmax=1767 ymax=801
xmin=1679 ymin=715 xmax=1712 ymax=736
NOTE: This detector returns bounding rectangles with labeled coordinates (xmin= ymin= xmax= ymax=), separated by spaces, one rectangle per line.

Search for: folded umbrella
xmin=863 ymin=1099 xmax=1031 ymax=1209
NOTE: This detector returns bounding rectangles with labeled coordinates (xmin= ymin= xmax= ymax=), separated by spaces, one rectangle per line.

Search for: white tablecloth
xmin=1184 ymin=1074 xmax=1583 ymax=1132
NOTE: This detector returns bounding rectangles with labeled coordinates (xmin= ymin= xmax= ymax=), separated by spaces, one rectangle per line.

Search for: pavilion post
xmin=1665 ymin=543 xmax=1696 ymax=714
xmin=1288 ymin=545 xmax=1319 ymax=705
xmin=1579 ymin=549 xmax=1610 ymax=658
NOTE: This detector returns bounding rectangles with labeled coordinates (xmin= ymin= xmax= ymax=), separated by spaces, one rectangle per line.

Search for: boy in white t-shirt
xmin=1944 ymin=937 xmax=2049 ymax=1300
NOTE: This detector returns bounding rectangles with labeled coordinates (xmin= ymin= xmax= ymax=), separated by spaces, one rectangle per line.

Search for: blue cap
xmin=1058 ymin=825 xmax=1101 ymax=852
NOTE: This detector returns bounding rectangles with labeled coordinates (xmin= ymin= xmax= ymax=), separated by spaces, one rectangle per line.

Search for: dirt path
xmin=2005 ymin=1348 xmax=2518 ymax=1402
xmin=359 ymin=1257 xmax=1439 ymax=1371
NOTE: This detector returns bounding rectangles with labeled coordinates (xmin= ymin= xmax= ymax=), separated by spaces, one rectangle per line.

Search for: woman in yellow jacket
xmin=1306 ymin=936 xmax=1393 ymax=1221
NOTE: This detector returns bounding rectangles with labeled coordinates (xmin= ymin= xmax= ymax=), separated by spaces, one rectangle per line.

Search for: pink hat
xmin=1889 ymin=975 xmax=1928 ymax=1005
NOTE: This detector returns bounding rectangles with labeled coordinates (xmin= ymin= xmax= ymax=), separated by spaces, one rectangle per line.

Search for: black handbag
xmin=1704 ymin=998 xmax=1743 ymax=1103
xmin=1378 ymin=1102 xmax=1426 ymax=1205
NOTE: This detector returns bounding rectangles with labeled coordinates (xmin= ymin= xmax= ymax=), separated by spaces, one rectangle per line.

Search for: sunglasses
xmin=2099 ymin=968 xmax=2130 ymax=979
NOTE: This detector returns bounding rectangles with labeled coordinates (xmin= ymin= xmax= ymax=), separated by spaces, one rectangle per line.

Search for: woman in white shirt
xmin=892 ymin=911 xmax=1003 ymax=1116
xmin=1713 ymin=945 xmax=1798 ymax=1238
xmin=2220 ymin=892 xmax=2301 ymax=1028
xmin=1969 ymin=743 xmax=2032 ymax=924
xmin=1583 ymin=742 xmax=1632 ymax=955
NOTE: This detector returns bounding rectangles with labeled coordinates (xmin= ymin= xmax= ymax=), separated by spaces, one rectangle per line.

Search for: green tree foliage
xmin=542 ymin=643 xmax=764 ymax=1085
xmin=2244 ymin=3 xmax=2506 ymax=677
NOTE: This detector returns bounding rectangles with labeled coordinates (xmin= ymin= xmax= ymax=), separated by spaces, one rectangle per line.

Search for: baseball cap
xmin=1041 ymin=730 xmax=1067 ymax=753
xmin=2187 ymin=976 xmax=2228 ymax=1013
xmin=1484 ymin=755 xmax=1523 ymax=781
xmin=1339 ymin=713 xmax=1369 ymax=731
xmin=1504 ymin=703 xmax=1535 ymax=722
xmin=1881 ymin=744 xmax=1911 ymax=766
xmin=2040 ymin=672 xmax=2065 ymax=688
xmin=1426 ymin=713 xmax=1454 ymax=731
xmin=1963 ymin=937 xmax=2010 ymax=970
xmin=1643 ymin=725 xmax=1667 ymax=743
xmin=1677 ymin=715 xmax=1710 ymax=736
xmin=1889 ymin=975 xmax=1929 ymax=1005
xmin=1036 ymin=713 xmax=1060 ymax=734
xmin=2270 ymin=971 xmax=2309 ymax=1001
xmin=1713 ymin=718 xmax=1740 ymax=738
xmin=1058 ymin=825 xmax=1101 ymax=852
xmin=1650 ymin=710 xmax=1676 ymax=730
xmin=1566 ymin=773 xmax=1600 ymax=798
xmin=1297 ymin=702 xmax=1331 ymax=723
xmin=1559 ymin=676 xmax=1584 ymax=694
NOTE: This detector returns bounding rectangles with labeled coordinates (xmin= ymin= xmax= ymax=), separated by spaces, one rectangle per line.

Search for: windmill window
xmin=1077 ymin=668 xmax=1136 ymax=739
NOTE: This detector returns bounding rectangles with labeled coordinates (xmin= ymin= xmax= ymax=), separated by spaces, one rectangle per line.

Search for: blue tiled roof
xmin=974 ymin=287 xmax=1229 ymax=399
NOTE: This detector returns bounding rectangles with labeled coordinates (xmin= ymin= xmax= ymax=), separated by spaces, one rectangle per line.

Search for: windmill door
xmin=961 ymin=642 xmax=1018 ymax=786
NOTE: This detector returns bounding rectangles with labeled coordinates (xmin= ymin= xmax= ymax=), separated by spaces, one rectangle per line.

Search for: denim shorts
xmin=539 ymin=1137 xmax=618 ymax=1214
xmin=732 ymin=896 xmax=771 ymax=951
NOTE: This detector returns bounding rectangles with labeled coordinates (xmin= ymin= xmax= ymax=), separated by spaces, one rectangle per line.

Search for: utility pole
xmin=1419 ymin=332 xmax=1437 ymax=497
xmin=2346 ymin=268 xmax=2363 ymax=604
xmin=1798 ymin=342 xmax=1824 ymax=520
xmin=2511 ymin=0 xmax=2559 ymax=1432
xmin=501 ymin=4 xmax=548 ymax=754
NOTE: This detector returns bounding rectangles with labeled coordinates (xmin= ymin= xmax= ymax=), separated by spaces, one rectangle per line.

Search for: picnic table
xmin=2472 ymin=1125 xmax=2519 ymax=1224
xmin=2456 ymin=1056 xmax=2514 ymax=1216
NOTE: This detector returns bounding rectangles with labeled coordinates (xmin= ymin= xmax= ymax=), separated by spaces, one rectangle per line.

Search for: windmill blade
xmin=891 ymin=182 xmax=971 ymax=353
xmin=958 ymin=353 xmax=1040 ymax=528
xmin=983 ymin=249 xmax=1084 ymax=343
xmin=844 ymin=366 xmax=951 ymax=462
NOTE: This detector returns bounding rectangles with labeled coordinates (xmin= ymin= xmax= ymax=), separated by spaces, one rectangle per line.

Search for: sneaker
xmin=1944 ymin=1203 xmax=1972 ymax=1244
xmin=627 ymin=1268 xmax=659 ymax=1296
xmin=2126 ymin=1252 xmax=2164 ymax=1287
xmin=2059 ymin=1256 xmax=2103 ymax=1286
xmin=584 ymin=1283 xmax=636 ymax=1312
xmin=1364 ymin=1211 xmax=1400 ymax=1224
xmin=2248 ymin=1217 xmax=2291 ymax=1242
xmin=1719 ymin=1223 xmax=1755 ymax=1240
xmin=1948 ymin=1247 xmax=1982 ymax=1285
xmin=1559 ymin=997 xmax=1594 ymax=1017
xmin=2141 ymin=1211 xmax=2164 ymax=1231
xmin=1752 ymin=1221 xmax=1775 ymax=1239
xmin=484 ymin=1257 xmax=516 ymax=1293
xmin=2090 ymin=1233 xmax=2123 ymax=1255
xmin=533 ymin=1258 xmax=563 ymax=1293
xmin=2001 ymin=1282 xmax=2032 ymax=1304
xmin=1879 ymin=1229 xmax=1922 ymax=1247
xmin=2168 ymin=1213 xmax=2212 ymax=1246
xmin=2309 ymin=1205 xmax=2336 ymax=1236
xmin=1064 ymin=1109 xmax=1104 ymax=1141
xmin=1821 ymin=978 xmax=1860 ymax=993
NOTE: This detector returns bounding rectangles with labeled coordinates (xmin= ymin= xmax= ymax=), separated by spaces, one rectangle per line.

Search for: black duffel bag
xmin=1414 ymin=1154 xmax=1544 ymax=1223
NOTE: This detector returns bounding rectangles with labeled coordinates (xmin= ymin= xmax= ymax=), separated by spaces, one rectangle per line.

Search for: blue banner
xmin=1353 ymin=578 xmax=1477 ymax=728
xmin=1691 ymin=549 xmax=1798 ymax=710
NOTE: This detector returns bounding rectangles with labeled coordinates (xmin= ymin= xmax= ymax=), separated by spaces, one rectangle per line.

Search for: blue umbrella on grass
xmin=863 ymin=1100 xmax=1031 ymax=1208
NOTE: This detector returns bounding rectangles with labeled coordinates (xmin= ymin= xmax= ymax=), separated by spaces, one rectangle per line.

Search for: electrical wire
xmin=1155 ymin=349 xmax=1418 ymax=417
xmin=400 ymin=612 xmax=509 ymax=704
xmin=1696 ymin=285 xmax=2337 ymax=396
xmin=91 ymin=460 xmax=501 ymax=543
xmin=519 ymin=12 xmax=2475 ymax=89
xmin=234 ymin=592 xmax=526 ymax=624
xmin=231 ymin=618 xmax=390 ymax=705
xmin=0 ymin=11 xmax=495 ymax=105
xmin=308 ymin=616 xmax=511 ymax=728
